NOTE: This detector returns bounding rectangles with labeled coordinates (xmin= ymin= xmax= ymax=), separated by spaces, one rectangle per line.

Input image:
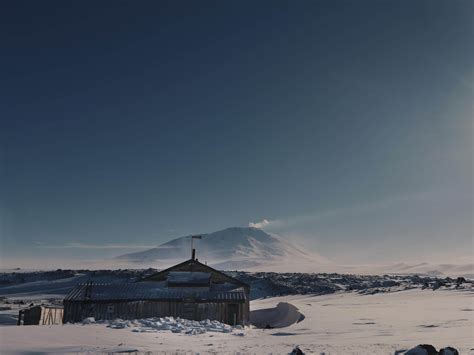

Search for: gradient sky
xmin=1 ymin=0 xmax=472 ymax=266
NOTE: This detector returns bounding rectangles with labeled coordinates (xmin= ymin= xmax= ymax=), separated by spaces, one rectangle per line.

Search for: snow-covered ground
xmin=0 ymin=289 xmax=472 ymax=354
xmin=1 ymin=268 xmax=472 ymax=354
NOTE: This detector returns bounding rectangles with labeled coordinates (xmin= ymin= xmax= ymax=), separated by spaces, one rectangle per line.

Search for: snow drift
xmin=82 ymin=316 xmax=244 ymax=335
xmin=250 ymin=302 xmax=304 ymax=328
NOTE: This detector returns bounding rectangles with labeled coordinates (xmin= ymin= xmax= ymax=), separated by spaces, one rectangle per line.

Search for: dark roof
xmin=64 ymin=282 xmax=247 ymax=302
xmin=167 ymin=271 xmax=211 ymax=287
xmin=141 ymin=258 xmax=250 ymax=289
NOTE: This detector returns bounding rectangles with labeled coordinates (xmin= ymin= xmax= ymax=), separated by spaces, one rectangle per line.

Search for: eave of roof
xmin=63 ymin=282 xmax=247 ymax=303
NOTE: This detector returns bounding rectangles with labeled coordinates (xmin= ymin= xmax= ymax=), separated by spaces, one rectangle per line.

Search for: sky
xmin=1 ymin=0 xmax=472 ymax=267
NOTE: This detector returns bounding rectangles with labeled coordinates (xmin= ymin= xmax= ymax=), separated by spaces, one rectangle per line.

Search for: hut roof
xmin=64 ymin=282 xmax=246 ymax=303
xmin=167 ymin=271 xmax=211 ymax=287
xmin=141 ymin=258 xmax=249 ymax=289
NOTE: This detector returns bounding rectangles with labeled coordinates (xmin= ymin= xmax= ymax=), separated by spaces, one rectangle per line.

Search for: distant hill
xmin=115 ymin=227 xmax=473 ymax=276
xmin=115 ymin=227 xmax=327 ymax=271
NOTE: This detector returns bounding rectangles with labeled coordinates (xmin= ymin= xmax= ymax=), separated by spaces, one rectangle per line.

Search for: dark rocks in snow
xmin=455 ymin=277 xmax=466 ymax=286
xmin=431 ymin=280 xmax=447 ymax=290
xmin=405 ymin=344 xmax=438 ymax=355
xmin=290 ymin=346 xmax=305 ymax=355
xmin=403 ymin=345 xmax=459 ymax=355
xmin=439 ymin=347 xmax=459 ymax=355
xmin=232 ymin=272 xmax=472 ymax=299
xmin=0 ymin=269 xmax=472 ymax=301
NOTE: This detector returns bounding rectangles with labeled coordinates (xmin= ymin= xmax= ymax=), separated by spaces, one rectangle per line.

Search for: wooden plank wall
xmin=39 ymin=307 xmax=63 ymax=325
xmin=19 ymin=306 xmax=63 ymax=325
xmin=63 ymin=301 xmax=248 ymax=325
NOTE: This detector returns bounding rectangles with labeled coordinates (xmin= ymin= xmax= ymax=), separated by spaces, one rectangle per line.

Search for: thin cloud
xmin=260 ymin=192 xmax=434 ymax=230
xmin=248 ymin=219 xmax=272 ymax=229
xmin=34 ymin=242 xmax=157 ymax=250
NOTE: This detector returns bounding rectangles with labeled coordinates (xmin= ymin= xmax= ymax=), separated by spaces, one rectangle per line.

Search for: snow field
xmin=1 ymin=289 xmax=472 ymax=354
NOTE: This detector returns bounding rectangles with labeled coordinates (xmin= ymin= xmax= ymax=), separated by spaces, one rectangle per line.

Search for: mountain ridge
xmin=116 ymin=226 xmax=327 ymax=270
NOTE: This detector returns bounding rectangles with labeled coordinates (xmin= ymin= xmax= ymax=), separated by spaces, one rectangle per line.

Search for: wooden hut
xmin=18 ymin=305 xmax=63 ymax=325
xmin=63 ymin=253 xmax=250 ymax=325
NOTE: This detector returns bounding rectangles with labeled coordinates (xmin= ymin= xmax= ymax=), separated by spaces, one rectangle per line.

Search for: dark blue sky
xmin=1 ymin=1 xmax=472 ymax=265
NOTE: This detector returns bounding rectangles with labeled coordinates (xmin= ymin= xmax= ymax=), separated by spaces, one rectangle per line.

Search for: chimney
xmin=190 ymin=235 xmax=201 ymax=261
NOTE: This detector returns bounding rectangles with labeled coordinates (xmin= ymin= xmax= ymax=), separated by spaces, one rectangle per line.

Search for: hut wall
xmin=22 ymin=306 xmax=42 ymax=325
xmin=39 ymin=307 xmax=63 ymax=325
xmin=63 ymin=300 xmax=248 ymax=325
xmin=19 ymin=306 xmax=63 ymax=325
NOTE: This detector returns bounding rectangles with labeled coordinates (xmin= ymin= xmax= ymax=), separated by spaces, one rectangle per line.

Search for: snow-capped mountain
xmin=116 ymin=227 xmax=327 ymax=271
